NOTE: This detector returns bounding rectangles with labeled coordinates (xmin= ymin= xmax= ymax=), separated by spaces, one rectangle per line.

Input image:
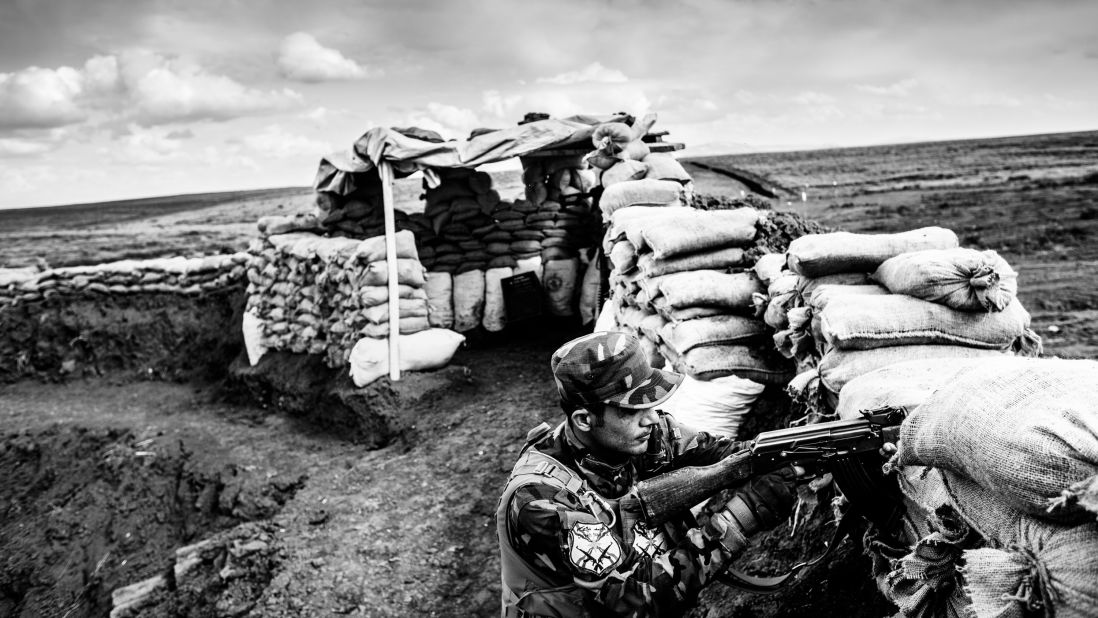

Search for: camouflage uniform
xmin=497 ymin=413 xmax=747 ymax=617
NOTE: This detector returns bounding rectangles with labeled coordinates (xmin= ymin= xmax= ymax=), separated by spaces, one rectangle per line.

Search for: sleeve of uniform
xmin=660 ymin=413 xmax=748 ymax=468
xmin=509 ymin=482 xmax=747 ymax=615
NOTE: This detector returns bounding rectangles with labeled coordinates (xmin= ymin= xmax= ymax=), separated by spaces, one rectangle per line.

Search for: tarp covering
xmin=314 ymin=114 xmax=629 ymax=195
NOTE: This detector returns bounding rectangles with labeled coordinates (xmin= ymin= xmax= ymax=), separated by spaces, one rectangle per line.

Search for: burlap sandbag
xmin=872 ymin=248 xmax=1018 ymax=312
xmin=805 ymin=283 xmax=889 ymax=311
xmin=637 ymin=246 xmax=748 ymax=278
xmin=608 ymin=240 xmax=638 ymax=273
xmin=654 ymin=270 xmax=765 ymax=312
xmin=661 ymin=343 xmax=794 ymax=385
xmin=424 ymin=272 xmax=454 ymax=329
xmin=896 ymin=357 xmax=1098 ymax=524
xmin=360 ymin=298 xmax=430 ymax=324
xmin=835 ymin=358 xmax=988 ymax=420
xmin=605 ymin=205 xmax=690 ymax=253
xmin=599 ymin=179 xmax=684 ymax=217
xmin=818 ymin=294 xmax=1030 ymax=351
xmin=578 ymin=258 xmax=601 ymax=326
xmin=818 ymin=345 xmax=1008 ymax=394
xmin=355 ymin=259 xmax=427 ymax=287
xmin=659 ymin=315 xmax=769 ymax=355
xmin=357 ymin=284 xmax=427 ymax=307
xmin=453 ymin=269 xmax=485 ymax=332
xmin=660 ymin=375 xmax=763 ymax=439
xmin=753 ymin=253 xmax=787 ymax=285
xmin=601 ymin=160 xmax=649 ymax=187
xmin=357 ymin=316 xmax=431 ymax=338
xmin=787 ymin=227 xmax=959 ymax=278
xmin=796 ymin=272 xmax=872 ymax=303
xmin=543 ymin=258 xmax=579 ymax=316
xmin=642 ymin=152 xmax=692 ymax=183
xmin=641 ymin=208 xmax=758 ymax=259
xmin=655 ymin=305 xmax=727 ymax=324
xmin=483 ymin=267 xmax=511 ymax=332
xmin=936 ymin=475 xmax=1098 ymax=618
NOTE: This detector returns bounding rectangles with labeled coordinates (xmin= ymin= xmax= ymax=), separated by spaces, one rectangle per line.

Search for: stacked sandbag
xmin=883 ymin=357 xmax=1098 ymax=618
xmin=0 ymin=254 xmax=248 ymax=307
xmin=601 ymin=204 xmax=793 ymax=386
xmin=244 ymin=230 xmax=431 ymax=367
xmin=771 ymin=228 xmax=1039 ymax=405
xmin=312 ymin=184 xmax=415 ymax=240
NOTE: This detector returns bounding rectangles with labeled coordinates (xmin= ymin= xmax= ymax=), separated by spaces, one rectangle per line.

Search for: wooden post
xmin=379 ymin=160 xmax=401 ymax=380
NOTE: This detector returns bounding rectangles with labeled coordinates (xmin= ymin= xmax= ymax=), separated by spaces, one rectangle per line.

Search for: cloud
xmin=1 ymin=51 xmax=302 ymax=133
xmin=482 ymin=90 xmax=521 ymax=118
xmin=404 ymin=102 xmax=482 ymax=139
xmin=118 ymin=51 xmax=303 ymax=123
xmin=0 ymin=137 xmax=55 ymax=157
xmin=278 ymin=32 xmax=381 ymax=82
xmin=536 ymin=62 xmax=628 ymax=85
xmin=0 ymin=66 xmax=86 ymax=129
xmin=856 ymin=78 xmax=919 ymax=97
xmin=112 ymin=124 xmax=188 ymax=163
xmin=240 ymin=125 xmax=333 ymax=159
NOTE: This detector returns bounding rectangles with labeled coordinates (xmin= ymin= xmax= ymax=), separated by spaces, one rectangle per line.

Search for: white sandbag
xmin=872 ymin=248 xmax=1018 ymax=312
xmin=578 ymin=258 xmax=601 ymax=325
xmin=641 ymin=208 xmax=758 ymax=259
xmin=357 ymin=284 xmax=427 ymax=307
xmin=354 ymin=230 xmax=420 ymax=262
xmin=637 ymin=246 xmax=748 ymax=278
xmin=605 ymin=205 xmax=690 ymax=253
xmin=599 ymin=179 xmax=684 ymax=217
xmin=660 ymin=374 xmax=765 ymax=438
xmin=661 ymin=343 xmax=794 ymax=385
xmin=601 ymin=160 xmax=649 ymax=187
xmin=753 ymin=253 xmax=788 ymax=285
xmin=348 ymin=328 xmax=466 ymax=387
xmin=453 ymin=269 xmax=486 ymax=332
xmin=242 ymin=311 xmax=268 ymax=366
xmin=515 ymin=256 xmax=543 ymax=281
xmin=543 ymin=258 xmax=579 ymax=316
xmin=483 ymin=267 xmax=512 ymax=332
xmin=797 ymin=272 xmax=872 ymax=303
xmin=642 ymin=153 xmax=692 ymax=183
xmin=360 ymin=298 xmax=430 ymax=324
xmin=896 ymin=357 xmax=1098 ymax=523
xmin=659 ymin=315 xmax=769 ymax=355
xmin=655 ymin=270 xmax=765 ymax=312
xmin=425 ymin=272 xmax=454 ymax=329
xmin=608 ymin=240 xmax=638 ymax=273
xmin=787 ymin=227 xmax=959 ymax=278
xmin=594 ymin=299 xmax=618 ymax=332
xmin=818 ymin=293 xmax=1031 ymax=351
xmin=818 ymin=345 xmax=1009 ymax=395
xmin=835 ymin=358 xmax=989 ymax=420
xmin=805 ymin=283 xmax=889 ymax=311
xmin=355 ymin=259 xmax=427 ymax=287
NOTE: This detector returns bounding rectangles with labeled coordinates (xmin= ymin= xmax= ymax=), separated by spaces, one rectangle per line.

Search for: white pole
xmin=379 ymin=160 xmax=401 ymax=381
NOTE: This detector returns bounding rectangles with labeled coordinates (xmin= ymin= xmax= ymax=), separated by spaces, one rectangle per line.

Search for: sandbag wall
xmin=243 ymin=230 xmax=429 ymax=367
xmin=0 ymin=255 xmax=247 ymax=306
xmin=831 ymin=354 xmax=1098 ymax=618
xmin=0 ymin=255 xmax=247 ymax=381
xmin=601 ymin=204 xmax=795 ymax=386
xmin=404 ymin=159 xmax=602 ymax=332
xmin=762 ymin=228 xmax=1040 ymax=411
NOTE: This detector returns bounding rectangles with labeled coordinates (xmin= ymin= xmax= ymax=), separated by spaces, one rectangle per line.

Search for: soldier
xmin=497 ymin=331 xmax=797 ymax=617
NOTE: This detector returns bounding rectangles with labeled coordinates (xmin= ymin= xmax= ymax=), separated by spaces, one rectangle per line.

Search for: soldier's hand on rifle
xmin=709 ymin=470 xmax=797 ymax=554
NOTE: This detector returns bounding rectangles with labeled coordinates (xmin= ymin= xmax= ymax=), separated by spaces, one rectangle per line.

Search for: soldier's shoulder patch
xmin=567 ymin=521 xmax=622 ymax=577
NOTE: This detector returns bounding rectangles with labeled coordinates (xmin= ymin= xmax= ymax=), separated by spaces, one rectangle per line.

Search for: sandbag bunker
xmin=242 ymin=112 xmax=694 ymax=386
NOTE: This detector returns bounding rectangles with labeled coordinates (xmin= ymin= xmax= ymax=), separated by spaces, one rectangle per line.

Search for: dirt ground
xmin=3 ymin=134 xmax=1097 ymax=617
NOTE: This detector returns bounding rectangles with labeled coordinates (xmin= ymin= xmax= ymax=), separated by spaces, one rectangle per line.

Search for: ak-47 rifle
xmin=627 ymin=406 xmax=908 ymax=592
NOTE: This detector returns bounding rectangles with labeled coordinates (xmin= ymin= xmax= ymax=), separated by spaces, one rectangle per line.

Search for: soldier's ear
xmin=571 ymin=408 xmax=594 ymax=432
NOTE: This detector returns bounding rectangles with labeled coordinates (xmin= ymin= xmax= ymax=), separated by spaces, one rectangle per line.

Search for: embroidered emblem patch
xmin=631 ymin=521 xmax=669 ymax=559
xmin=568 ymin=521 xmax=621 ymax=576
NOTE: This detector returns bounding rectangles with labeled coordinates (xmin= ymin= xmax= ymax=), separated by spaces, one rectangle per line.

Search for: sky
xmin=0 ymin=0 xmax=1095 ymax=209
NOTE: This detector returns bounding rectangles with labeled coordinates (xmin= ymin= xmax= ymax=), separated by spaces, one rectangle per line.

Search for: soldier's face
xmin=586 ymin=404 xmax=660 ymax=456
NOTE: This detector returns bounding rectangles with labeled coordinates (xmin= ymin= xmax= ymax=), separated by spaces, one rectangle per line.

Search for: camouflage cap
xmin=550 ymin=331 xmax=683 ymax=410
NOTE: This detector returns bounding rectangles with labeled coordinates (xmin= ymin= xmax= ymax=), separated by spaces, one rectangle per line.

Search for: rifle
xmin=627 ymin=406 xmax=907 ymax=592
